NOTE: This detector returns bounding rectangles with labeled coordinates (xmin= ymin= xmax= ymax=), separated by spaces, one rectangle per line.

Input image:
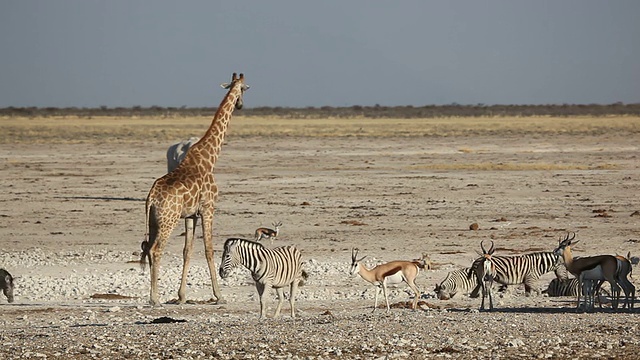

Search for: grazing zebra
xmin=434 ymin=267 xmax=480 ymax=300
xmin=218 ymin=238 xmax=308 ymax=319
xmin=468 ymin=250 xmax=566 ymax=296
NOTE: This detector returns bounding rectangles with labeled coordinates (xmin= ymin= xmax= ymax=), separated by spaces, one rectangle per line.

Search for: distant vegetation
xmin=2 ymin=103 xmax=640 ymax=118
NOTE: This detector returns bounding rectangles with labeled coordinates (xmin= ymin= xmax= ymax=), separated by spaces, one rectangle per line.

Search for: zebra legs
xmin=256 ymin=282 xmax=267 ymax=319
xmin=469 ymin=284 xmax=481 ymax=298
xmin=289 ymin=280 xmax=299 ymax=318
xmin=273 ymin=287 xmax=285 ymax=318
xmin=523 ymin=275 xmax=541 ymax=297
xmin=271 ymin=284 xmax=300 ymax=319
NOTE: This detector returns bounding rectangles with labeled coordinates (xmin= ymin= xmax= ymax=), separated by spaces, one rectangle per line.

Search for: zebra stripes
xmin=219 ymin=238 xmax=307 ymax=318
xmin=435 ymin=267 xmax=479 ymax=300
xmin=544 ymin=278 xmax=581 ymax=296
xmin=469 ymin=251 xmax=565 ymax=296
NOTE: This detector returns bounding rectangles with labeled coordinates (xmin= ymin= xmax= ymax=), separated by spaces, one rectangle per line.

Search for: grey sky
xmin=1 ymin=1 xmax=638 ymax=108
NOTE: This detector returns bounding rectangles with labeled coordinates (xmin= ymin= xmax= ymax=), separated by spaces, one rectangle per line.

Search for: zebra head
xmin=219 ymin=238 xmax=241 ymax=279
xmin=349 ymin=248 xmax=367 ymax=276
xmin=434 ymin=273 xmax=455 ymax=300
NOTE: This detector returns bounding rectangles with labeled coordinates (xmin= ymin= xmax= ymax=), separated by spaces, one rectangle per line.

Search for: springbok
xmin=553 ymin=232 xmax=621 ymax=311
xmin=593 ymin=252 xmax=635 ymax=309
xmin=412 ymin=252 xmax=433 ymax=270
xmin=471 ymin=240 xmax=497 ymax=311
xmin=349 ymin=248 xmax=422 ymax=312
xmin=254 ymin=221 xmax=282 ymax=244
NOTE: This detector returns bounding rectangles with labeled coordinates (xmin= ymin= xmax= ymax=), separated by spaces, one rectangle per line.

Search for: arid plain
xmin=1 ymin=115 xmax=639 ymax=359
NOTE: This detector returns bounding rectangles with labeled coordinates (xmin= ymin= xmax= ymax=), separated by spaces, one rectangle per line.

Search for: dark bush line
xmin=2 ymin=103 xmax=640 ymax=118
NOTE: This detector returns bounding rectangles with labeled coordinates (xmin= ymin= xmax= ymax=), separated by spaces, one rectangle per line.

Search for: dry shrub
xmin=2 ymin=115 xmax=639 ymax=144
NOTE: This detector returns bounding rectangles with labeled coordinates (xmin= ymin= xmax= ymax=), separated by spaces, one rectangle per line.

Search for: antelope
xmin=254 ymin=221 xmax=282 ymax=244
xmin=412 ymin=252 xmax=433 ymax=270
xmin=470 ymin=240 xmax=497 ymax=311
xmin=553 ymin=232 xmax=621 ymax=311
xmin=593 ymin=252 xmax=635 ymax=309
xmin=349 ymin=248 xmax=422 ymax=312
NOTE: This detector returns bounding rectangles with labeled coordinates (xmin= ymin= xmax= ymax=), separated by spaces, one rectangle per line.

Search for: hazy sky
xmin=1 ymin=1 xmax=639 ymax=108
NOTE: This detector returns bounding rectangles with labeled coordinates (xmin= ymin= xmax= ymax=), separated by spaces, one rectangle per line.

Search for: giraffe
xmin=141 ymin=72 xmax=249 ymax=306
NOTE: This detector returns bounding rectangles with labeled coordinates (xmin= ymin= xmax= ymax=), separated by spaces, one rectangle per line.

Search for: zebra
xmin=468 ymin=250 xmax=566 ymax=296
xmin=218 ymin=238 xmax=308 ymax=319
xmin=434 ymin=267 xmax=480 ymax=300
xmin=543 ymin=277 xmax=581 ymax=297
xmin=544 ymin=277 xmax=611 ymax=307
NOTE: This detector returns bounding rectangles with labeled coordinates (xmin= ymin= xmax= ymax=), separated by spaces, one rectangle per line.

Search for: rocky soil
xmin=1 ymin=133 xmax=639 ymax=359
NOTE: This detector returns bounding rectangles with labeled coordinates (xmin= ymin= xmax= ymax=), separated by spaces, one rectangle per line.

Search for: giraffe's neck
xmin=189 ymin=85 xmax=242 ymax=172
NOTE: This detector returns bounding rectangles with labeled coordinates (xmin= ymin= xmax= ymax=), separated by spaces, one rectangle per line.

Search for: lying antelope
xmin=254 ymin=221 xmax=282 ymax=244
xmin=471 ymin=240 xmax=497 ymax=311
xmin=412 ymin=252 xmax=433 ymax=271
xmin=349 ymin=248 xmax=423 ymax=312
xmin=553 ymin=232 xmax=621 ymax=311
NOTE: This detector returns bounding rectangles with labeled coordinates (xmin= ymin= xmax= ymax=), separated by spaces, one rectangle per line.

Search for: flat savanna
xmin=1 ymin=115 xmax=639 ymax=359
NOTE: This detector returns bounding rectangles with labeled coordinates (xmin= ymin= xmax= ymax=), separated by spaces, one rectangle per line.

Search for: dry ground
xmin=1 ymin=115 xmax=640 ymax=359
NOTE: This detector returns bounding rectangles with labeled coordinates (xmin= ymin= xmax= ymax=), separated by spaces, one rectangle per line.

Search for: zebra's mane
xmin=223 ymin=237 xmax=289 ymax=255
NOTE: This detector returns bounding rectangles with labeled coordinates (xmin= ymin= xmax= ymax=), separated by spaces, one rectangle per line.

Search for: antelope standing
xmin=349 ymin=248 xmax=423 ymax=312
xmin=471 ymin=240 xmax=497 ymax=311
xmin=593 ymin=252 xmax=635 ymax=309
xmin=553 ymin=232 xmax=621 ymax=311
xmin=254 ymin=221 xmax=282 ymax=244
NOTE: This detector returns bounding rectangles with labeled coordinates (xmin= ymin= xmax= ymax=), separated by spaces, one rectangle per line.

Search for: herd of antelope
xmin=248 ymin=225 xmax=636 ymax=314
xmin=434 ymin=232 xmax=637 ymax=312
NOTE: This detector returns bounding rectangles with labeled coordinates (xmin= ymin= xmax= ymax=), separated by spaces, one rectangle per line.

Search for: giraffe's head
xmin=220 ymin=73 xmax=250 ymax=110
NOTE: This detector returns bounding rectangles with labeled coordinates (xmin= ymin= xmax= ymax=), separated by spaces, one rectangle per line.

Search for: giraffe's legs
xmin=148 ymin=210 xmax=178 ymax=307
xmin=150 ymin=235 xmax=168 ymax=307
xmin=177 ymin=216 xmax=197 ymax=304
xmin=201 ymin=212 xmax=224 ymax=303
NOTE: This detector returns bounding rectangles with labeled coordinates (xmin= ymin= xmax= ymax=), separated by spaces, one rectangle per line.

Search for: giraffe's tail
xmin=298 ymin=269 xmax=309 ymax=287
xmin=140 ymin=235 xmax=151 ymax=271
xmin=140 ymin=199 xmax=156 ymax=271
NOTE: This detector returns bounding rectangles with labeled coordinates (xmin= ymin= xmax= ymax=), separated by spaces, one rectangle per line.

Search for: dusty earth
xmin=1 ymin=131 xmax=640 ymax=359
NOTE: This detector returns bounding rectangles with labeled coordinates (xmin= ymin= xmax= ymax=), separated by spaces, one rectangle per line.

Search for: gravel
xmin=1 ymin=249 xmax=639 ymax=359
